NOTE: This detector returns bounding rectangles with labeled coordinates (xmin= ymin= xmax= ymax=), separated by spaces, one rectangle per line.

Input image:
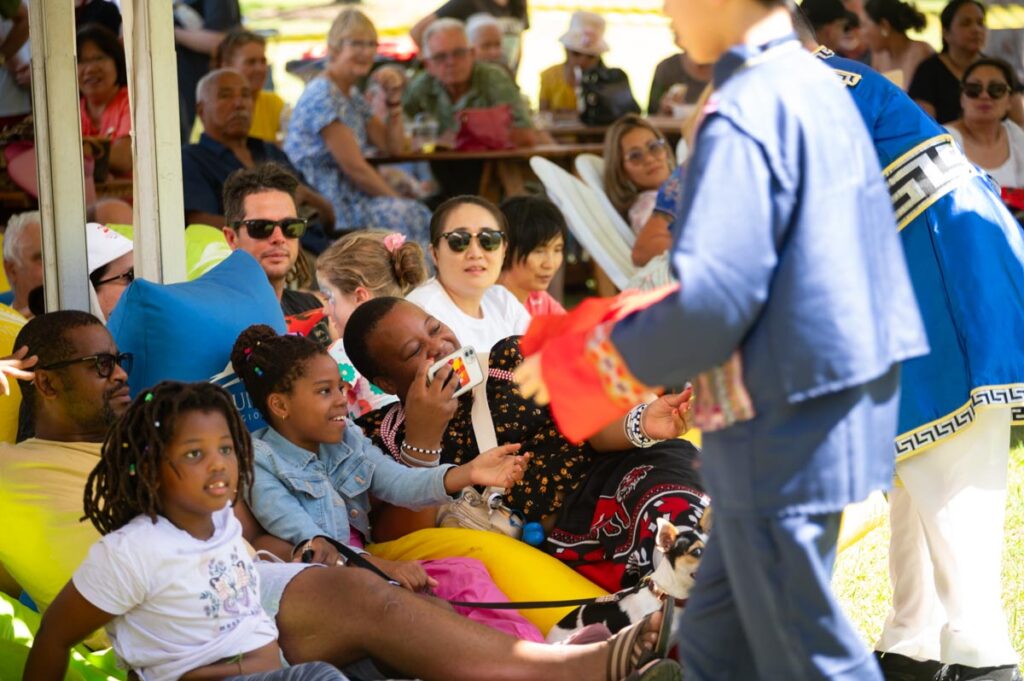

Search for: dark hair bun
xmin=230 ymin=324 xmax=279 ymax=376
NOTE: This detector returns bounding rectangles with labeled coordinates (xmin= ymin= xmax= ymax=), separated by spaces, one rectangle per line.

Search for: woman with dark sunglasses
xmin=946 ymin=58 xmax=1024 ymax=188
xmin=406 ymin=195 xmax=530 ymax=353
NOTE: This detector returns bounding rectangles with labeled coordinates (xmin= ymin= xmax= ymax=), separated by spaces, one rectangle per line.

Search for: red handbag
xmin=454 ymin=105 xmax=514 ymax=151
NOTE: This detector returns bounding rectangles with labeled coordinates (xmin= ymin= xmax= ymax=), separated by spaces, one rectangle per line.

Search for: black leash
xmin=312 ymin=536 xmax=650 ymax=610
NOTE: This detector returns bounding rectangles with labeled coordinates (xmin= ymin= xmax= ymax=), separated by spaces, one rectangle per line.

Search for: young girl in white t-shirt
xmin=24 ymin=382 xmax=347 ymax=681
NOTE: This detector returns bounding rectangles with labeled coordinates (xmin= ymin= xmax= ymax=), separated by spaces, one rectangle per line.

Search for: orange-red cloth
xmin=520 ymin=285 xmax=678 ymax=443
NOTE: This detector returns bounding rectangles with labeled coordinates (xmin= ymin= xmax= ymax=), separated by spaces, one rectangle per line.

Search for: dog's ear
xmin=698 ymin=505 xmax=713 ymax=535
xmin=656 ymin=517 xmax=678 ymax=553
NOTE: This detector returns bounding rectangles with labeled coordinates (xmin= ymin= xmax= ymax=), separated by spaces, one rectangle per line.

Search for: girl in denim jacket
xmin=230 ymin=324 xmax=544 ymax=641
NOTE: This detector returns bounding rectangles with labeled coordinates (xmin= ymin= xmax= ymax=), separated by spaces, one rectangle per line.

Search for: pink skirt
xmin=424 ymin=557 xmax=545 ymax=642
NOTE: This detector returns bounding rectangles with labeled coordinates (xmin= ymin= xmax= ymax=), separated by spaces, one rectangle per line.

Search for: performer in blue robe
xmin=814 ymin=42 xmax=1024 ymax=681
xmin=514 ymin=2 xmax=929 ymax=679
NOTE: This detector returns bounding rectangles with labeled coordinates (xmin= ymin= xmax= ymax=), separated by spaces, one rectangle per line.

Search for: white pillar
xmin=28 ymin=0 xmax=89 ymax=312
xmin=123 ymin=0 xmax=187 ymax=284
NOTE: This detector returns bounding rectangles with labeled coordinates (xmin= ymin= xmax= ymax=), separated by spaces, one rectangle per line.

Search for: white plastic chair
xmin=529 ymin=156 xmax=638 ymax=291
xmin=572 ymin=154 xmax=637 ymax=248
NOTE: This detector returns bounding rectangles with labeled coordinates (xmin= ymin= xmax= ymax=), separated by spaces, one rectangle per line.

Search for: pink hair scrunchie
xmin=383 ymin=232 xmax=406 ymax=254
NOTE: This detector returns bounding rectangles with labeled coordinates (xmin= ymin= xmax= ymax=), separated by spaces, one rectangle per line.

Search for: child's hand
xmin=642 ymin=385 xmax=694 ymax=440
xmin=365 ymin=556 xmax=437 ymax=592
xmin=294 ymin=537 xmax=342 ymax=566
xmin=0 ymin=346 xmax=37 ymax=396
xmin=468 ymin=443 xmax=531 ymax=488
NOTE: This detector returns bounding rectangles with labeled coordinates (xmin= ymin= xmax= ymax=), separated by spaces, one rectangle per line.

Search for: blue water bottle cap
xmin=522 ymin=521 xmax=545 ymax=546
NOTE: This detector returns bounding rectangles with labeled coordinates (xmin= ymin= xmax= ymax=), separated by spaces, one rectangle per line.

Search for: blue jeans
xmin=677 ymin=512 xmax=883 ymax=681
xmin=225 ymin=661 xmax=347 ymax=680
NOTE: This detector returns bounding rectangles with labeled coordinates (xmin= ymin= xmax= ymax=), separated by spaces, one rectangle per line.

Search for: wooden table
xmin=538 ymin=114 xmax=691 ymax=143
xmin=368 ymin=142 xmax=604 ymax=201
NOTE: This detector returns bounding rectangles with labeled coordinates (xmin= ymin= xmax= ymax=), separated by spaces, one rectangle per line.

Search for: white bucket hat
xmin=86 ymin=222 xmax=133 ymax=277
xmin=559 ymin=11 xmax=609 ymax=56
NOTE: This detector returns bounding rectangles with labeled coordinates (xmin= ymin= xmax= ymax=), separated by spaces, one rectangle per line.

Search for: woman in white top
xmin=946 ymin=58 xmax=1024 ymax=188
xmin=407 ymin=196 xmax=530 ymax=354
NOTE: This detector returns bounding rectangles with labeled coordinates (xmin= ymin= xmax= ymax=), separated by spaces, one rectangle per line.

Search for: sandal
xmin=606 ymin=597 xmax=677 ymax=681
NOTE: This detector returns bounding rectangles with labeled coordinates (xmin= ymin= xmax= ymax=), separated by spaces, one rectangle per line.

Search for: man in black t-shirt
xmin=221 ymin=163 xmax=332 ymax=348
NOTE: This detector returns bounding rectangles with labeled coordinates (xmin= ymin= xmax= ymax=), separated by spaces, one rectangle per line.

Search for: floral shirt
xmin=328 ymin=338 xmax=398 ymax=419
xmin=284 ymin=76 xmax=430 ymax=242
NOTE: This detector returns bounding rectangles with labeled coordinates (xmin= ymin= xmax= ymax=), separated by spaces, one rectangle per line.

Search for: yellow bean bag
xmin=367 ymin=528 xmax=608 ymax=634
xmin=0 ymin=304 xmax=27 ymax=444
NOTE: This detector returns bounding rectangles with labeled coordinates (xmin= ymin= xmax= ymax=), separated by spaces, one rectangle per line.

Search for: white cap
xmin=86 ymin=222 xmax=133 ymax=276
xmin=559 ymin=11 xmax=609 ymax=56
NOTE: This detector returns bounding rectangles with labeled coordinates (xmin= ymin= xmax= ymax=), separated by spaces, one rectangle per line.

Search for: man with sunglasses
xmin=222 ymin=163 xmax=331 ymax=348
xmin=183 ymin=69 xmax=336 ymax=254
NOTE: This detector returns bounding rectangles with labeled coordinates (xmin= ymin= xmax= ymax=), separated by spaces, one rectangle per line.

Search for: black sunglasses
xmin=39 ymin=352 xmax=133 ymax=378
xmin=229 ymin=218 xmax=308 ymax=240
xmin=437 ymin=229 xmax=505 ymax=253
xmin=963 ymin=81 xmax=1010 ymax=99
xmin=93 ymin=267 xmax=134 ymax=288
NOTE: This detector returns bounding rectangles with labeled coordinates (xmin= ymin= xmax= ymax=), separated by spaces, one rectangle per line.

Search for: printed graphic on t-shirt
xmin=199 ymin=547 xmax=261 ymax=630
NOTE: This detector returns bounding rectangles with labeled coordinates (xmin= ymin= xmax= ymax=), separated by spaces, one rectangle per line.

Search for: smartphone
xmin=427 ymin=346 xmax=484 ymax=398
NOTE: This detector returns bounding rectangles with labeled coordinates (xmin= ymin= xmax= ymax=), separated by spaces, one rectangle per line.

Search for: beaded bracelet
xmin=624 ymin=403 xmax=659 ymax=448
xmin=400 ymin=440 xmax=442 ymax=467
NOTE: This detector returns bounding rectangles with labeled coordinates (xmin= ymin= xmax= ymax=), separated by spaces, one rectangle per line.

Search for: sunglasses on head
xmin=39 ymin=352 xmax=133 ymax=379
xmin=437 ymin=229 xmax=505 ymax=253
xmin=624 ymin=138 xmax=668 ymax=165
xmin=230 ymin=218 xmax=308 ymax=240
xmin=963 ymin=81 xmax=1010 ymax=99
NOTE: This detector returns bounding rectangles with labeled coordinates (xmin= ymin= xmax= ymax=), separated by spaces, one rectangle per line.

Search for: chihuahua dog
xmin=546 ymin=507 xmax=711 ymax=643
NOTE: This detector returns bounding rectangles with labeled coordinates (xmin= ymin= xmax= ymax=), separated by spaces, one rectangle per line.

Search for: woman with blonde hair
xmin=285 ymin=8 xmax=432 ymax=244
xmin=602 ymin=114 xmax=676 ymax=235
xmin=317 ymin=229 xmax=429 ymax=417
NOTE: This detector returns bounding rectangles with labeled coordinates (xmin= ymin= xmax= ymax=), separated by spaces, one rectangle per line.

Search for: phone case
xmin=428 ymin=347 xmax=484 ymax=398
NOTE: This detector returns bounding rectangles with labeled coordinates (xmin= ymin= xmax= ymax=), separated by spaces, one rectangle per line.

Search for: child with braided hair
xmin=230 ymin=324 xmax=544 ymax=641
xmin=24 ymin=381 xmax=347 ymax=681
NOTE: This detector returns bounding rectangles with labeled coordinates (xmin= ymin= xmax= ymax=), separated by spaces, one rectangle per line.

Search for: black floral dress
xmin=356 ymin=336 xmax=709 ymax=592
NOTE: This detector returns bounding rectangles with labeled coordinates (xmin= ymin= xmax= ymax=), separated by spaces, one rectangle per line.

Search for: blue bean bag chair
xmin=107 ymin=250 xmax=286 ymax=430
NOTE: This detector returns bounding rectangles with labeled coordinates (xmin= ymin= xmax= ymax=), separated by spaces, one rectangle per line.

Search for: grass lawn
xmin=834 ymin=429 xmax=1024 ymax=671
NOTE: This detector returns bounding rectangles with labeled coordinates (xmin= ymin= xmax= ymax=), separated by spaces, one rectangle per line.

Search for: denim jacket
xmin=250 ymin=423 xmax=455 ymax=548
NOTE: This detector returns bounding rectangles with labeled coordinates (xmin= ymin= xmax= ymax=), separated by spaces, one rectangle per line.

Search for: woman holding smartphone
xmin=406 ymin=196 xmax=531 ymax=354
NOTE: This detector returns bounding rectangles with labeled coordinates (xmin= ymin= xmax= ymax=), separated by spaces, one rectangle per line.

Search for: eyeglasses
xmin=229 ymin=218 xmax=308 ymax=240
xmin=94 ymin=267 xmax=134 ymax=288
xmin=437 ymin=229 xmax=505 ymax=252
xmin=343 ymin=39 xmax=379 ymax=51
xmin=963 ymin=81 xmax=1010 ymax=99
xmin=624 ymin=138 xmax=669 ymax=166
xmin=427 ymin=47 xmax=471 ymax=64
xmin=39 ymin=352 xmax=133 ymax=378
